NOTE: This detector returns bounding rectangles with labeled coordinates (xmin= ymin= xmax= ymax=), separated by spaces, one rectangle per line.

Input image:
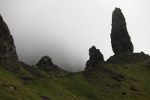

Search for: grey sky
xmin=0 ymin=0 xmax=150 ymax=71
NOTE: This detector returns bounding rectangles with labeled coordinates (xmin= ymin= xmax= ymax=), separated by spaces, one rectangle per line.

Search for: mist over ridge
xmin=0 ymin=0 xmax=150 ymax=71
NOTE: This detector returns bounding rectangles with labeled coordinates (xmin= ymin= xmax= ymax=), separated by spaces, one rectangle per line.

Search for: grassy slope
xmin=0 ymin=59 xmax=150 ymax=100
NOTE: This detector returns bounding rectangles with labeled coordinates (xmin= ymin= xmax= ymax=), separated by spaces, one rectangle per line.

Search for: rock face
xmin=86 ymin=46 xmax=104 ymax=70
xmin=0 ymin=15 xmax=18 ymax=63
xmin=111 ymin=8 xmax=133 ymax=55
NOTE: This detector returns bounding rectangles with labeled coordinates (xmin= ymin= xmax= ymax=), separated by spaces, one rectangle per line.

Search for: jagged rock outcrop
xmin=85 ymin=46 xmax=104 ymax=70
xmin=36 ymin=56 xmax=66 ymax=76
xmin=107 ymin=52 xmax=149 ymax=64
xmin=0 ymin=15 xmax=18 ymax=63
xmin=36 ymin=56 xmax=54 ymax=71
xmin=111 ymin=8 xmax=133 ymax=55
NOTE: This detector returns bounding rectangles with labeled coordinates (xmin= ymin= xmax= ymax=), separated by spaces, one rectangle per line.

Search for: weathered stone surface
xmin=36 ymin=56 xmax=66 ymax=76
xmin=0 ymin=15 xmax=18 ymax=63
xmin=107 ymin=52 xmax=149 ymax=64
xmin=36 ymin=56 xmax=54 ymax=71
xmin=111 ymin=8 xmax=133 ymax=55
xmin=85 ymin=46 xmax=104 ymax=70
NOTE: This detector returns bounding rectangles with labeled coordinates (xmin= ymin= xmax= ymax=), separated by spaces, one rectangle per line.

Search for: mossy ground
xmin=0 ymin=59 xmax=150 ymax=100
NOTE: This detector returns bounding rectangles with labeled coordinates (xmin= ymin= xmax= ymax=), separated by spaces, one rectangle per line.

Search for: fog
xmin=0 ymin=0 xmax=150 ymax=71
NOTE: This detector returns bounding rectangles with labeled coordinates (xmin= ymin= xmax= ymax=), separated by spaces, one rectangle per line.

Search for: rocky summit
xmin=36 ymin=56 xmax=65 ymax=74
xmin=86 ymin=46 xmax=104 ymax=70
xmin=111 ymin=8 xmax=133 ymax=55
xmin=0 ymin=15 xmax=18 ymax=63
xmin=36 ymin=56 xmax=55 ymax=71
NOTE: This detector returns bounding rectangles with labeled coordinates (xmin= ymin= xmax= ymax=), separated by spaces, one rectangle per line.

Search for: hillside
xmin=0 ymin=57 xmax=149 ymax=100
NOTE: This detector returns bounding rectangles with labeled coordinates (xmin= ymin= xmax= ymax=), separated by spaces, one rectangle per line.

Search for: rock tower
xmin=111 ymin=8 xmax=133 ymax=55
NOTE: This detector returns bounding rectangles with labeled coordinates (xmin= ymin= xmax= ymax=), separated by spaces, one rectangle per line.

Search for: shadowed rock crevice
xmin=85 ymin=46 xmax=104 ymax=70
xmin=111 ymin=8 xmax=133 ymax=55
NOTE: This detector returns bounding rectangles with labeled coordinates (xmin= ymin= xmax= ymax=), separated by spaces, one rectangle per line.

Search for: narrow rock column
xmin=111 ymin=8 xmax=133 ymax=55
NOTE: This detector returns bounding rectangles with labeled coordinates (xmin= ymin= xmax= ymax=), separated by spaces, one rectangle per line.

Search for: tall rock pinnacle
xmin=0 ymin=15 xmax=18 ymax=63
xmin=111 ymin=8 xmax=133 ymax=55
xmin=85 ymin=46 xmax=104 ymax=70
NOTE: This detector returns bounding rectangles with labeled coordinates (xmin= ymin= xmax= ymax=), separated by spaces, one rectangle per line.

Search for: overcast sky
xmin=0 ymin=0 xmax=150 ymax=71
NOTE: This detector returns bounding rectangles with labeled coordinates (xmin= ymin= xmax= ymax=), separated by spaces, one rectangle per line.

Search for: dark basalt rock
xmin=36 ymin=56 xmax=66 ymax=76
xmin=85 ymin=46 xmax=104 ymax=70
xmin=0 ymin=15 xmax=18 ymax=63
xmin=107 ymin=52 xmax=149 ymax=64
xmin=36 ymin=56 xmax=55 ymax=71
xmin=37 ymin=56 xmax=53 ymax=67
xmin=111 ymin=8 xmax=133 ymax=55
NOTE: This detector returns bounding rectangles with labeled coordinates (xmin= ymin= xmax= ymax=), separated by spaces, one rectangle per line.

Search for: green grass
xmin=0 ymin=59 xmax=150 ymax=100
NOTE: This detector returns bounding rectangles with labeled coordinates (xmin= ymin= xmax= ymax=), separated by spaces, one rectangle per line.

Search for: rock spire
xmin=111 ymin=8 xmax=133 ymax=55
